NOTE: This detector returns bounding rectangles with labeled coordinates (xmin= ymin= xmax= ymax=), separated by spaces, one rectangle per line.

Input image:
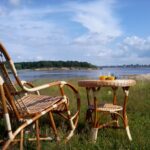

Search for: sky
xmin=0 ymin=0 xmax=150 ymax=65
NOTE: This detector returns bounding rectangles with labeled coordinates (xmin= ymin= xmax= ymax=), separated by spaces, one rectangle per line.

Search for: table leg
xmin=86 ymin=109 xmax=93 ymax=123
xmin=91 ymin=128 xmax=99 ymax=143
xmin=122 ymin=87 xmax=132 ymax=141
xmin=85 ymin=88 xmax=93 ymax=123
xmin=91 ymin=87 xmax=99 ymax=143
xmin=111 ymin=87 xmax=119 ymax=127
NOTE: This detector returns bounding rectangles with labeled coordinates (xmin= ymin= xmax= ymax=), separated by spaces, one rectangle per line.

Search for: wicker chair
xmin=0 ymin=43 xmax=80 ymax=150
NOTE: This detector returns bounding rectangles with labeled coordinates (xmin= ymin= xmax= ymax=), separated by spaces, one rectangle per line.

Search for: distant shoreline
xmin=27 ymin=67 xmax=99 ymax=71
xmin=18 ymin=66 xmax=150 ymax=71
xmin=123 ymin=73 xmax=150 ymax=80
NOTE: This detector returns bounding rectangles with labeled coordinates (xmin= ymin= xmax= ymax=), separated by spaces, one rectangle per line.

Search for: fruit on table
xmin=106 ymin=76 xmax=115 ymax=80
xmin=99 ymin=76 xmax=108 ymax=80
xmin=99 ymin=76 xmax=115 ymax=80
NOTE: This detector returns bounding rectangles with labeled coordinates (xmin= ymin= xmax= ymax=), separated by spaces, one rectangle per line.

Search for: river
xmin=16 ymin=67 xmax=150 ymax=81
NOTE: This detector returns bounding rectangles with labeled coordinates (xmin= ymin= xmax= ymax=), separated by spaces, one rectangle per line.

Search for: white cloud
xmin=114 ymin=36 xmax=150 ymax=64
xmin=73 ymin=32 xmax=114 ymax=45
xmin=71 ymin=0 xmax=122 ymax=45
xmin=80 ymin=35 xmax=150 ymax=65
xmin=9 ymin=0 xmax=20 ymax=6
xmin=36 ymin=56 xmax=43 ymax=61
xmin=0 ymin=6 xmax=70 ymax=61
xmin=123 ymin=36 xmax=150 ymax=50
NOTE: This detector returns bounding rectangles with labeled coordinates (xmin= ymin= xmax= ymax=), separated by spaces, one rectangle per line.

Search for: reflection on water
xmin=16 ymin=67 xmax=150 ymax=81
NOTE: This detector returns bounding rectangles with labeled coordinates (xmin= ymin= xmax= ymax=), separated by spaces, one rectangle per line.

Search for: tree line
xmin=14 ymin=61 xmax=97 ymax=70
xmin=101 ymin=64 xmax=150 ymax=68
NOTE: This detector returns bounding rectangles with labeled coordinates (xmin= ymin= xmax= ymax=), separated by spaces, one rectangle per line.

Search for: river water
xmin=17 ymin=67 xmax=150 ymax=81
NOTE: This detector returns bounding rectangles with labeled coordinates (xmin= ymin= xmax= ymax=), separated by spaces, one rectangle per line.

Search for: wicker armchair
xmin=0 ymin=43 xmax=80 ymax=150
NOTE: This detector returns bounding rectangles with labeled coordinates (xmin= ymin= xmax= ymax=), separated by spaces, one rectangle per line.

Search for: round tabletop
xmin=78 ymin=79 xmax=136 ymax=87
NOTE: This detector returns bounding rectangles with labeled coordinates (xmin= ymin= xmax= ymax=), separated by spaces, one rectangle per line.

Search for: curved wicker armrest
xmin=21 ymin=81 xmax=34 ymax=88
xmin=21 ymin=80 xmax=66 ymax=92
xmin=21 ymin=80 xmax=40 ymax=95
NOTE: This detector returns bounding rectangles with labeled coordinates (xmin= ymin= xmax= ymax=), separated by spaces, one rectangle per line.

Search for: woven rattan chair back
xmin=0 ymin=44 xmax=20 ymax=93
xmin=0 ymin=43 xmax=30 ymax=119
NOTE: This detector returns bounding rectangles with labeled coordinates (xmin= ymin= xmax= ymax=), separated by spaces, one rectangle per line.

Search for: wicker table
xmin=78 ymin=79 xmax=136 ymax=142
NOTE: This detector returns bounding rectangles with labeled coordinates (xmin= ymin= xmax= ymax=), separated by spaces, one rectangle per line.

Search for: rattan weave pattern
xmin=88 ymin=103 xmax=123 ymax=112
xmin=78 ymin=79 xmax=136 ymax=87
xmin=17 ymin=94 xmax=63 ymax=114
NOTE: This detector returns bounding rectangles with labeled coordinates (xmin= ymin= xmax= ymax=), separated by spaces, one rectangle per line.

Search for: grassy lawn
xmin=0 ymin=78 xmax=150 ymax=149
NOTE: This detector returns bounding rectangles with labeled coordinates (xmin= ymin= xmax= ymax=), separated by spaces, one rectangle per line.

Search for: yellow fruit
xmin=106 ymin=76 xmax=115 ymax=80
xmin=99 ymin=76 xmax=107 ymax=80
xmin=99 ymin=75 xmax=115 ymax=80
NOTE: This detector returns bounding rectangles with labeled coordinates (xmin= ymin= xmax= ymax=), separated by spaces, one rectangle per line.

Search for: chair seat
xmin=88 ymin=103 xmax=123 ymax=112
xmin=16 ymin=94 xmax=67 ymax=114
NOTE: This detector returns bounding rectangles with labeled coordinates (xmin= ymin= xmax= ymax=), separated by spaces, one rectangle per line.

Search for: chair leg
xmin=64 ymin=103 xmax=76 ymax=142
xmin=35 ymin=120 xmax=41 ymax=150
xmin=20 ymin=129 xmax=24 ymax=150
xmin=66 ymin=118 xmax=75 ymax=142
xmin=48 ymin=112 xmax=60 ymax=141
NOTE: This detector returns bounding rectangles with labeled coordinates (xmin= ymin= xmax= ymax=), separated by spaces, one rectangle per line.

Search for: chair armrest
xmin=21 ymin=80 xmax=40 ymax=95
xmin=21 ymin=80 xmax=67 ymax=92
xmin=21 ymin=81 xmax=35 ymax=88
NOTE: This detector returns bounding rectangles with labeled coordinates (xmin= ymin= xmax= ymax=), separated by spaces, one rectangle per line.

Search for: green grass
xmin=1 ymin=78 xmax=150 ymax=149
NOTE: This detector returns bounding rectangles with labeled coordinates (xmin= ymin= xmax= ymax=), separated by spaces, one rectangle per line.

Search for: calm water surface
xmin=17 ymin=67 xmax=150 ymax=81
